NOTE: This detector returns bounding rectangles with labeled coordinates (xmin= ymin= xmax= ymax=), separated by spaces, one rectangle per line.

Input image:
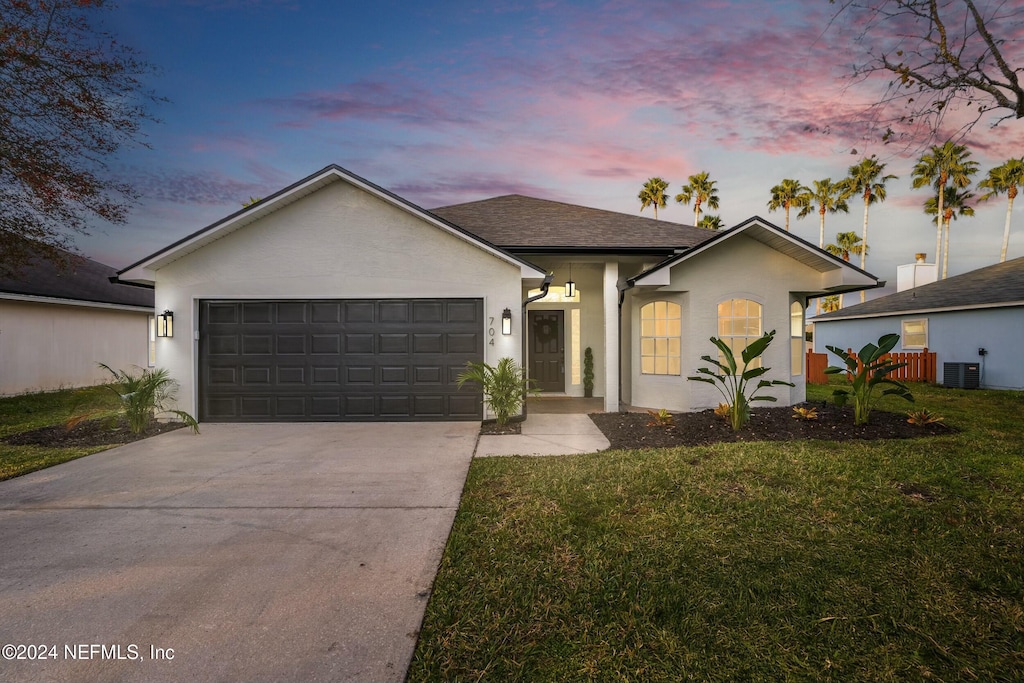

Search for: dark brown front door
xmin=529 ymin=310 xmax=564 ymax=392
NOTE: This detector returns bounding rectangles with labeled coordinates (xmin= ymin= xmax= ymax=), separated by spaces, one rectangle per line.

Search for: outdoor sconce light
xmin=157 ymin=310 xmax=174 ymax=338
xmin=564 ymin=263 xmax=576 ymax=298
xmin=501 ymin=308 xmax=512 ymax=335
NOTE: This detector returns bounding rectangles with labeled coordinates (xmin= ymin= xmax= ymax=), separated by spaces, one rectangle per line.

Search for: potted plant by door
xmin=583 ymin=347 xmax=594 ymax=398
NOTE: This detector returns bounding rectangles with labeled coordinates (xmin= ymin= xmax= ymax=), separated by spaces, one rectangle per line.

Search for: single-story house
xmin=0 ymin=247 xmax=155 ymax=395
xmin=115 ymin=164 xmax=879 ymax=422
xmin=814 ymin=256 xmax=1024 ymax=390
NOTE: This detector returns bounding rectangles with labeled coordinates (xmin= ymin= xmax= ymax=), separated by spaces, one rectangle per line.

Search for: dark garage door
xmin=199 ymin=299 xmax=484 ymax=421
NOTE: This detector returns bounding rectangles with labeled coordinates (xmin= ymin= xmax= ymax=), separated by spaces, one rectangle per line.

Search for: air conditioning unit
xmin=943 ymin=362 xmax=980 ymax=389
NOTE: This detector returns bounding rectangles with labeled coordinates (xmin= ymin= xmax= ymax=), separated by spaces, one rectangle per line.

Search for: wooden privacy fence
xmin=805 ymin=348 xmax=937 ymax=384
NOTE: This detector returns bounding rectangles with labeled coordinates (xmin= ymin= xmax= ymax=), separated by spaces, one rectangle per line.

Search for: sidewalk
xmin=475 ymin=413 xmax=610 ymax=457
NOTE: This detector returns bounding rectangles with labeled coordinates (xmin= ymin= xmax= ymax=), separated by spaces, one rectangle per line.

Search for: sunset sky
xmin=85 ymin=0 xmax=1024 ymax=296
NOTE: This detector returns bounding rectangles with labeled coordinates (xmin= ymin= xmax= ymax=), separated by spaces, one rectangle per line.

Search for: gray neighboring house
xmin=813 ymin=256 xmax=1024 ymax=390
xmin=116 ymin=164 xmax=878 ymax=423
xmin=0 ymin=248 xmax=155 ymax=395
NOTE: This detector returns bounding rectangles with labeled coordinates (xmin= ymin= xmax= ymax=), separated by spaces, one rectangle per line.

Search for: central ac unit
xmin=943 ymin=362 xmax=980 ymax=389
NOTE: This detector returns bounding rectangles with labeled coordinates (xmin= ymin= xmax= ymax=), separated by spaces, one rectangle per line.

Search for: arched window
xmin=717 ymin=298 xmax=763 ymax=368
xmin=640 ymin=301 xmax=681 ymax=375
xmin=791 ymin=301 xmax=803 ymax=376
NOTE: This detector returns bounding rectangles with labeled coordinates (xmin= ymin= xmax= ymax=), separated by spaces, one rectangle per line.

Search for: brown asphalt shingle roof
xmin=0 ymin=246 xmax=154 ymax=308
xmin=432 ymin=194 xmax=709 ymax=250
xmin=815 ymin=256 xmax=1024 ymax=320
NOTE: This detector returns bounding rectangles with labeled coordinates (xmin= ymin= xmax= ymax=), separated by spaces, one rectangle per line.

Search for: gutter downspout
xmin=521 ymin=273 xmax=554 ymax=420
xmin=617 ymin=279 xmax=632 ymax=413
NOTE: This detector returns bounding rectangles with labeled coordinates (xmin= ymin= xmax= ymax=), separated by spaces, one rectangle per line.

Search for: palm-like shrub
xmin=687 ymin=331 xmax=794 ymax=431
xmin=824 ymin=334 xmax=914 ymax=425
xmin=456 ymin=358 xmax=537 ymax=426
xmin=99 ymin=364 xmax=199 ymax=434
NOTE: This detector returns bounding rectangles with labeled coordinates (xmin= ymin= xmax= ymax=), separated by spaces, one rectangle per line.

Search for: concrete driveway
xmin=0 ymin=422 xmax=478 ymax=683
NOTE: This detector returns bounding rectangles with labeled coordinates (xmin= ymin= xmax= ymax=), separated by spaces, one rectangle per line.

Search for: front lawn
xmin=409 ymin=383 xmax=1024 ymax=682
xmin=1 ymin=385 xmax=123 ymax=480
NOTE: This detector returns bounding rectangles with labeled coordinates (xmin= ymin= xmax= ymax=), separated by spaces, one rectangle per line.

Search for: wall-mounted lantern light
xmin=501 ymin=308 xmax=512 ymax=335
xmin=156 ymin=310 xmax=174 ymax=338
xmin=564 ymin=263 xmax=576 ymax=298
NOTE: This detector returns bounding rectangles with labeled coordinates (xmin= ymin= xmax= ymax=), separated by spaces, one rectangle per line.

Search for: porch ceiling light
xmin=157 ymin=310 xmax=174 ymax=338
xmin=501 ymin=308 xmax=512 ymax=335
xmin=565 ymin=263 xmax=576 ymax=298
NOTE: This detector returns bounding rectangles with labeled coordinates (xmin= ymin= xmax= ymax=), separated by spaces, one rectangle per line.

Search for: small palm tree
xmin=825 ymin=231 xmax=868 ymax=308
xmin=676 ymin=171 xmax=720 ymax=227
xmin=98 ymin=364 xmax=199 ymax=434
xmin=821 ymin=295 xmax=841 ymax=313
xmin=767 ymin=178 xmax=810 ymax=232
xmin=456 ymin=358 xmax=537 ymax=426
xmin=978 ymin=157 xmax=1024 ymax=263
xmin=846 ymin=156 xmax=897 ymax=302
xmin=925 ymin=186 xmax=975 ymax=279
xmin=698 ymin=214 xmax=725 ymax=230
xmin=912 ymin=141 xmax=978 ymax=273
xmin=638 ymin=177 xmax=670 ymax=220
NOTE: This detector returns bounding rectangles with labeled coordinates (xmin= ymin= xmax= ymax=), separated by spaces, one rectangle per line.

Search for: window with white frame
xmin=717 ymin=298 xmax=763 ymax=369
xmin=902 ymin=318 xmax=928 ymax=349
xmin=790 ymin=301 xmax=803 ymax=376
xmin=148 ymin=315 xmax=156 ymax=367
xmin=640 ymin=301 xmax=681 ymax=375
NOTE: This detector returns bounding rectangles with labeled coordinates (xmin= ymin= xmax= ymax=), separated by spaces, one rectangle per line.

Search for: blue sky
xmin=83 ymin=0 xmax=1023 ymax=295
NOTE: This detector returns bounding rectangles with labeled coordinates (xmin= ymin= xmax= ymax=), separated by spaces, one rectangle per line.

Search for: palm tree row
xmin=639 ymin=173 xmax=721 ymax=229
xmin=638 ymin=148 xmax=1023 ymax=294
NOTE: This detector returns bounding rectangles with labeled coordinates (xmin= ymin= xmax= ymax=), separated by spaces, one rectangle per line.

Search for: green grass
xmin=0 ymin=385 xmax=122 ymax=481
xmin=409 ymin=383 xmax=1024 ymax=682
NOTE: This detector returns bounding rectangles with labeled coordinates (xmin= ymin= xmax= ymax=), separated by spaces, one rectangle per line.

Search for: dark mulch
xmin=589 ymin=403 xmax=955 ymax=450
xmin=4 ymin=417 xmax=187 ymax=449
xmin=480 ymin=420 xmax=522 ymax=436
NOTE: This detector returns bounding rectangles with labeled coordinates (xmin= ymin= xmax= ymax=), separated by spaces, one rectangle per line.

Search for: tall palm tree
xmin=978 ymin=157 xmax=1024 ymax=263
xmin=825 ymin=231 xmax=868 ymax=308
xmin=698 ymin=214 xmax=725 ymax=231
xmin=798 ymin=178 xmax=852 ymax=250
xmin=925 ymin=186 xmax=975 ymax=279
xmin=799 ymin=178 xmax=851 ymax=314
xmin=676 ymin=171 xmax=719 ymax=227
xmin=912 ymin=141 xmax=978 ymax=272
xmin=638 ymin=177 xmax=669 ymax=220
xmin=821 ymin=295 xmax=841 ymax=313
xmin=846 ymin=156 xmax=897 ymax=302
xmin=767 ymin=178 xmax=810 ymax=232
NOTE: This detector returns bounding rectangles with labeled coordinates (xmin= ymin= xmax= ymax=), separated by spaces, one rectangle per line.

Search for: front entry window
xmin=640 ymin=301 xmax=681 ymax=375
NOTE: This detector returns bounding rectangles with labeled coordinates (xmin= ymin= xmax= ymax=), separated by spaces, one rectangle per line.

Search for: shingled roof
xmin=0 ymin=246 xmax=154 ymax=309
xmin=815 ymin=256 xmax=1024 ymax=321
xmin=431 ymin=195 xmax=709 ymax=251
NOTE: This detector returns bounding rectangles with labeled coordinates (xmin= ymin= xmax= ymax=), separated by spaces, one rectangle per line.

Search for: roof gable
xmin=432 ymin=194 xmax=708 ymax=251
xmin=629 ymin=216 xmax=880 ymax=292
xmin=118 ymin=165 xmax=545 ymax=284
xmin=815 ymin=255 xmax=1024 ymax=320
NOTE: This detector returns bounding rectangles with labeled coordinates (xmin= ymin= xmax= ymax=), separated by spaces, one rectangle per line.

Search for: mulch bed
xmin=4 ymin=417 xmax=187 ymax=449
xmin=480 ymin=420 xmax=522 ymax=436
xmin=589 ymin=403 xmax=955 ymax=450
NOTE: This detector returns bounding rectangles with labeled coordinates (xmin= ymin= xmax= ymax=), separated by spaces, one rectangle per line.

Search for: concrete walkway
xmin=475 ymin=413 xmax=610 ymax=457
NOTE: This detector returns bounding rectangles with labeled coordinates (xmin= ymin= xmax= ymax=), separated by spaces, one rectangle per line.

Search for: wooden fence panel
xmin=806 ymin=348 xmax=936 ymax=384
xmin=806 ymin=350 xmax=829 ymax=385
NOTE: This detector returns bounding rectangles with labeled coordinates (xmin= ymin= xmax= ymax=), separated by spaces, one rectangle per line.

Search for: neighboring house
xmin=814 ymin=256 xmax=1024 ymax=390
xmin=0 ymin=247 xmax=155 ymax=395
xmin=116 ymin=164 xmax=879 ymax=422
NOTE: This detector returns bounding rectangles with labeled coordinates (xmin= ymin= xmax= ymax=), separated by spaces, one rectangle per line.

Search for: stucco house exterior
xmin=116 ymin=164 xmax=879 ymax=422
xmin=0 ymin=247 xmax=155 ymax=395
xmin=814 ymin=256 xmax=1024 ymax=390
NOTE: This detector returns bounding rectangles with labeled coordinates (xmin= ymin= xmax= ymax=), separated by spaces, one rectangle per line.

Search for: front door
xmin=529 ymin=310 xmax=564 ymax=392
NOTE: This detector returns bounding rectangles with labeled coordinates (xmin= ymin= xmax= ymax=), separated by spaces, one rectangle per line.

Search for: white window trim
xmin=148 ymin=315 xmax=157 ymax=367
xmin=640 ymin=300 xmax=682 ymax=376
